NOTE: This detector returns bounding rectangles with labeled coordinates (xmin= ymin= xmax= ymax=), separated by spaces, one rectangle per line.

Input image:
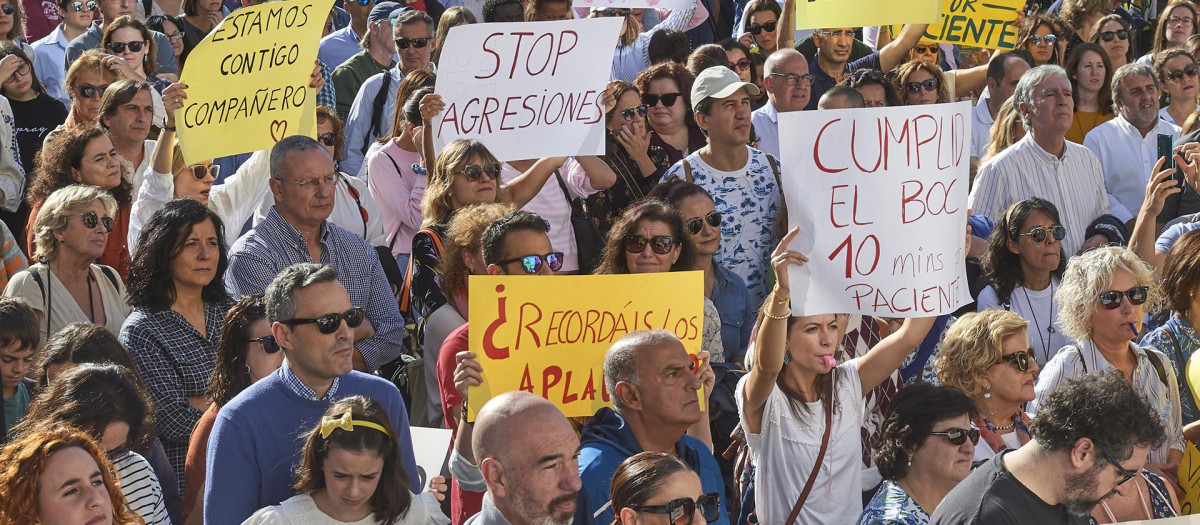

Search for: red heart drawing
xmin=270 ymin=120 xmax=287 ymax=142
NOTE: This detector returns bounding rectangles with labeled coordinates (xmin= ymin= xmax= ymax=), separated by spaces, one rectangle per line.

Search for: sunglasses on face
xmin=79 ymin=210 xmax=114 ymax=232
xmin=905 ymin=78 xmax=939 ymax=93
xmin=600 ymin=7 xmax=630 ymax=16
xmin=624 ymin=234 xmax=677 ymax=255
xmin=1029 ymin=34 xmax=1058 ymax=46
xmin=106 ymin=40 xmax=146 ymax=54
xmin=1167 ymin=64 xmax=1199 ymax=82
xmin=495 ymin=252 xmax=564 ymax=274
xmin=185 ymin=163 xmax=218 ymax=181
xmin=642 ymin=92 xmax=681 ymax=107
xmin=1097 ymin=286 xmax=1149 ymax=310
xmin=729 ymin=57 xmax=752 ymax=72
xmin=317 ymin=132 xmax=336 ymax=146
xmin=1099 ymin=445 xmax=1138 ymax=486
xmin=69 ymin=0 xmax=97 ymax=11
xmin=1099 ymin=29 xmax=1130 ymax=42
xmin=914 ymin=45 xmax=938 ymax=54
xmin=747 ymin=19 xmax=777 ymax=34
xmin=281 ymin=307 xmax=365 ymax=334
xmin=455 ymin=162 xmax=501 ymax=182
xmin=768 ymin=72 xmax=814 ymax=86
xmin=999 ymin=349 xmax=1037 ymax=372
xmin=0 ymin=4 xmax=12 ymax=15
xmin=685 ymin=210 xmax=722 ymax=235
xmin=620 ymin=104 xmax=648 ymax=121
xmin=354 ymin=0 xmax=374 ymax=5
xmin=395 ymin=37 xmax=430 ymax=49
xmin=76 ymin=83 xmax=109 ymax=99
xmin=2 ymin=61 xmax=28 ymax=84
xmin=1020 ymin=224 xmax=1066 ymax=243
xmin=247 ymin=335 xmax=280 ymax=353
xmin=929 ymin=427 xmax=980 ymax=446
xmin=630 ymin=493 xmax=721 ymax=525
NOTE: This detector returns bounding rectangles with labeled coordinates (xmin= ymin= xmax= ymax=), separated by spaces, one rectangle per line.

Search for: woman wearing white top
xmin=736 ymin=228 xmax=936 ymax=525
xmin=1155 ymin=48 xmax=1199 ymax=127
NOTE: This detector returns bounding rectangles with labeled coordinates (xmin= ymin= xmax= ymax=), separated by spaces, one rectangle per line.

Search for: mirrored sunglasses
xmin=455 ymin=162 xmax=501 ymax=182
xmin=620 ymin=104 xmax=648 ymax=121
xmin=317 ymin=132 xmax=336 ymax=146
xmin=624 ymin=235 xmax=677 ymax=254
xmin=929 ymin=427 xmax=980 ymax=446
xmin=1020 ymin=225 xmax=1066 ymax=243
xmin=495 ymin=252 xmax=564 ymax=274
xmin=905 ymin=78 xmax=939 ymax=93
xmin=1097 ymin=286 xmax=1149 ymax=310
xmin=0 ymin=4 xmax=12 ymax=15
xmin=1029 ymin=34 xmax=1058 ymax=46
xmin=69 ymin=0 xmax=98 ymax=11
xmin=77 ymin=83 xmax=109 ymax=99
xmin=281 ymin=307 xmax=365 ymax=334
xmin=685 ymin=211 xmax=721 ymax=235
xmin=80 ymin=210 xmax=114 ymax=232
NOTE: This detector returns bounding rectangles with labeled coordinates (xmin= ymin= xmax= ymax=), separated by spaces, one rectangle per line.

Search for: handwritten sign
xmin=175 ymin=0 xmax=331 ymax=163
xmin=796 ymin=0 xmax=940 ymax=30
xmin=466 ymin=272 xmax=703 ymax=418
xmin=891 ymin=0 xmax=1022 ymax=50
xmin=574 ymin=0 xmax=691 ymax=10
xmin=433 ymin=18 xmax=621 ymax=160
xmin=409 ymin=427 xmax=453 ymax=489
xmin=777 ymin=102 xmax=972 ymax=317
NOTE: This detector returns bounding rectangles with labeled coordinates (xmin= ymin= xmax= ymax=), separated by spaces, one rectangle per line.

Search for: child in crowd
xmin=0 ymin=296 xmax=39 ymax=441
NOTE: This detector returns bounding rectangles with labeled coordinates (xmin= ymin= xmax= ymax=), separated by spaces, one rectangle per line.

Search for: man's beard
xmin=510 ymin=487 xmax=578 ymax=525
xmin=1061 ymin=463 xmax=1116 ymax=517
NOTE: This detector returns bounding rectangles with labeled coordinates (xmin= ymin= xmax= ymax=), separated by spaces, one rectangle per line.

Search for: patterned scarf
xmin=974 ymin=410 xmax=1032 ymax=454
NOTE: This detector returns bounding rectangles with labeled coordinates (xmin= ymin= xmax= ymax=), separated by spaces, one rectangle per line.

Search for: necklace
xmin=982 ymin=413 xmax=1017 ymax=432
xmin=1021 ymin=280 xmax=1056 ymax=363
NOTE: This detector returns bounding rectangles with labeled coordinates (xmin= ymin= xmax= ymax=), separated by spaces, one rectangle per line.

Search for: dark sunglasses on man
xmin=929 ymin=427 xmax=980 ymax=446
xmin=69 ymin=0 xmax=98 ymax=11
xmin=630 ymin=493 xmax=721 ymax=525
xmin=80 ymin=210 xmax=114 ymax=232
xmin=747 ymin=19 xmax=777 ymax=34
xmin=684 ymin=211 xmax=721 ymax=235
xmin=495 ymin=252 xmax=564 ymax=274
xmin=1097 ymin=286 xmax=1149 ymax=310
xmin=395 ymin=37 xmax=430 ymax=49
xmin=624 ymin=235 xmax=677 ymax=255
xmin=281 ymin=307 xmax=365 ymax=334
xmin=642 ymin=92 xmax=681 ymax=107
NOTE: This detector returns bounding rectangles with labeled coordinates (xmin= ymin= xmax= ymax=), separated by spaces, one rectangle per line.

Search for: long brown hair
xmin=594 ymin=199 xmax=696 ymax=275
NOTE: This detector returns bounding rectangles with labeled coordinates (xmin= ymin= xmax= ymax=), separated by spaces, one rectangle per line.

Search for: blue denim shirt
xmin=711 ymin=262 xmax=755 ymax=361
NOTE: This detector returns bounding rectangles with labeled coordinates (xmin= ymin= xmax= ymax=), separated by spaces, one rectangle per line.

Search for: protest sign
xmin=433 ymin=18 xmax=622 ymax=160
xmin=1178 ymin=441 xmax=1200 ymax=514
xmin=777 ymin=101 xmax=972 ymax=317
xmin=409 ymin=427 xmax=453 ymax=488
xmin=175 ymin=0 xmax=331 ymax=163
xmin=795 ymin=0 xmax=940 ymax=30
xmin=891 ymin=0 xmax=1022 ymax=49
xmin=466 ymin=272 xmax=703 ymax=418
xmin=574 ymin=0 xmax=691 ymax=10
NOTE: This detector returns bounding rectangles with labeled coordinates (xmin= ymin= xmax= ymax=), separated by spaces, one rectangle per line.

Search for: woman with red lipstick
xmin=244 ymin=395 xmax=448 ymax=525
xmin=737 ymin=228 xmax=937 ymax=525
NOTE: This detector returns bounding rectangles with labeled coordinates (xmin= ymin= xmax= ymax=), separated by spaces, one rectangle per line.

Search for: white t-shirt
xmin=973 ymin=430 xmax=1023 ymax=462
xmin=976 ymin=281 xmax=1069 ymax=365
xmin=736 ymin=358 xmax=866 ymax=525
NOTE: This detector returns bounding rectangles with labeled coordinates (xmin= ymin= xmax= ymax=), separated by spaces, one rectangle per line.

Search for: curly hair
xmin=294 ymin=396 xmax=413 ymax=525
xmin=935 ymin=310 xmax=1029 ymax=398
xmin=316 ymin=106 xmax=346 ymax=163
xmin=32 ymin=184 xmax=118 ymax=262
xmin=1065 ymin=43 xmax=1114 ymax=114
xmin=1031 ymin=371 xmax=1165 ymax=458
xmin=15 ymin=363 xmax=156 ymax=454
xmin=207 ymin=294 xmax=268 ymax=406
xmin=422 ymin=139 xmax=502 ymax=227
xmin=101 ymin=16 xmax=158 ymax=76
xmin=594 ymin=199 xmax=696 ymax=275
xmin=1152 ymin=1 xmax=1200 ymax=56
xmin=610 ymin=452 xmax=694 ymax=523
xmin=441 ymin=203 xmax=513 ymax=301
xmin=1059 ymin=0 xmax=1106 ymax=34
xmin=1055 ymin=246 xmax=1160 ymax=341
xmin=1017 ymin=15 xmax=1063 ymax=65
xmin=892 ymin=59 xmax=952 ymax=104
xmin=873 ymin=382 xmax=978 ymax=480
xmin=0 ymin=425 xmax=144 ymax=524
xmin=634 ymin=61 xmax=697 ymax=127
xmin=981 ymin=198 xmax=1067 ymax=304
xmin=36 ymin=322 xmax=136 ymax=388
xmin=1088 ymin=14 xmax=1134 ymax=65
xmin=30 ymin=127 xmax=132 ymax=208
xmin=840 ymin=68 xmax=902 ymax=107
xmin=0 ymin=0 xmax=25 ymax=41
xmin=126 ymin=198 xmax=230 ymax=311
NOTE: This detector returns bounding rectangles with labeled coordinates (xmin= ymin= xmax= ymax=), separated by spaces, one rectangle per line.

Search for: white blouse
xmin=2 ymin=263 xmax=129 ymax=339
xmin=242 ymin=492 xmax=449 ymax=525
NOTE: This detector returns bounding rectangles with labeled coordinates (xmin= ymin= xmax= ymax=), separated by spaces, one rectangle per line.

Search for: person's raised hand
xmin=309 ymin=60 xmax=324 ymax=90
xmin=0 ymin=55 xmax=21 ymax=83
xmin=693 ymin=350 xmax=715 ymax=403
xmin=1142 ymin=154 xmax=1184 ymax=217
xmin=102 ymin=53 xmax=142 ymax=80
xmin=419 ymin=93 xmax=445 ymax=124
xmin=428 ymin=475 xmax=448 ymax=501
xmin=453 ymin=350 xmax=483 ymax=402
xmin=162 ymin=82 xmax=188 ymax=128
xmin=770 ymin=226 xmax=808 ymax=295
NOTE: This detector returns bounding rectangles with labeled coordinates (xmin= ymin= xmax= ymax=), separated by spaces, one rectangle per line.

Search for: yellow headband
xmin=318 ymin=411 xmax=391 ymax=439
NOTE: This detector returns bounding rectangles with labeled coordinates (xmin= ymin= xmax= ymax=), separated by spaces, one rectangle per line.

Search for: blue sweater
xmin=202 ymin=368 xmax=419 ymax=524
xmin=575 ymin=408 xmax=729 ymax=525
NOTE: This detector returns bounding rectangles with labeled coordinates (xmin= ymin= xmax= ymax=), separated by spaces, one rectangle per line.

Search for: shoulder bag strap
xmin=785 ymin=405 xmax=832 ymax=525
xmin=381 ymin=149 xmax=406 ymax=251
xmin=552 ymin=168 xmax=572 ymax=203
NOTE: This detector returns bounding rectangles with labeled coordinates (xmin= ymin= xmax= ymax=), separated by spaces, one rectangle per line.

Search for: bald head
xmin=762 ymin=48 xmax=811 ymax=112
xmin=764 ymin=48 xmax=804 ymax=77
xmin=473 ymin=391 xmax=571 ymax=462
xmin=818 ymin=86 xmax=865 ymax=109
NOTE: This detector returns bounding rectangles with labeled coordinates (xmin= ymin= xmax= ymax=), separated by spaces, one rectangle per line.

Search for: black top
xmin=9 ymin=93 xmax=67 ymax=174
xmin=929 ymin=450 xmax=1091 ymax=525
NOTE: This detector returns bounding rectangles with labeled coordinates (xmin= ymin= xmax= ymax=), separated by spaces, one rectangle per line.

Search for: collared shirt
xmin=710 ymin=261 xmax=754 ymax=360
xmin=226 ymin=207 xmax=405 ymax=370
xmin=64 ymin=21 xmax=177 ymax=76
xmin=971 ymin=95 xmax=993 ymax=160
xmin=806 ymin=52 xmax=881 ymax=111
xmin=967 ymin=134 xmax=1110 ymax=255
xmin=318 ymin=25 xmax=361 ymax=72
xmin=30 ymin=25 xmax=69 ymax=105
xmin=278 ymin=359 xmax=340 ymax=402
xmin=750 ymin=100 xmax=780 ymax=160
xmin=317 ymin=61 xmax=336 ymax=110
xmin=1083 ymin=114 xmax=1180 ymax=218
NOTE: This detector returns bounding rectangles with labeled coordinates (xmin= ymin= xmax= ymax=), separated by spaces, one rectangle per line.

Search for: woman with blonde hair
xmin=981 ymin=98 xmax=1024 ymax=164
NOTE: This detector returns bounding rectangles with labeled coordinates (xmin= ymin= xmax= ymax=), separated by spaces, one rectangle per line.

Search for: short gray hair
xmin=264 ymin=263 xmax=339 ymax=323
xmin=603 ymin=330 xmax=683 ymax=412
xmin=392 ymin=9 xmax=434 ymax=34
xmin=1110 ymin=62 xmax=1158 ymax=114
xmin=269 ymin=135 xmax=326 ymax=181
xmin=34 ymin=185 xmax=118 ymax=262
xmin=1012 ymin=64 xmax=1069 ymax=131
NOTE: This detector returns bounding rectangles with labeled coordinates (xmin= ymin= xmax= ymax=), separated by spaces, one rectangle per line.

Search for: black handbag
xmin=553 ymin=169 xmax=604 ymax=273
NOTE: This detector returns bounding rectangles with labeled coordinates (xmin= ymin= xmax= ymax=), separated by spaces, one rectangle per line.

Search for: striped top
xmin=112 ymin=450 xmax=171 ymax=525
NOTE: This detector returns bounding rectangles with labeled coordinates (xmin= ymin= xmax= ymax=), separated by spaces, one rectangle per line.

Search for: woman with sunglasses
xmin=53 ymin=50 xmax=119 ymax=135
xmin=1155 ymin=49 xmax=1200 ymax=127
xmin=182 ymin=293 xmax=282 ymax=525
xmin=1089 ymin=14 xmax=1134 ymax=71
xmin=598 ymin=0 xmax=699 ymax=83
xmin=610 ymin=451 xmax=719 ymax=525
xmin=634 ymin=62 xmax=706 ymax=166
xmin=735 ymin=0 xmax=789 ymax=57
xmin=0 ymin=0 xmax=31 ymax=58
xmin=31 ymin=0 xmax=96 ymax=105
xmin=120 ymin=198 xmax=234 ymax=493
xmin=1030 ymin=246 xmax=1185 ymax=468
xmin=719 ymin=39 xmax=756 ymax=89
xmin=1018 ymin=15 xmax=1062 ymax=67
xmin=586 ymin=80 xmax=671 ymax=234
xmin=857 ymin=383 xmax=978 ymax=524
xmin=892 ymin=60 xmax=950 ymax=106
xmin=1141 ymin=1 xmax=1200 ymax=67
xmin=102 ymin=16 xmax=171 ymax=95
xmin=1065 ymin=43 xmax=1115 ymax=143
xmin=1059 ymin=0 xmax=1108 ymax=61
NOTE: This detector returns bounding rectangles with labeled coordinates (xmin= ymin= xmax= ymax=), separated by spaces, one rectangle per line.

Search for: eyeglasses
xmin=185 ymin=163 xmax=218 ymax=181
xmin=1029 ymin=34 xmax=1058 ymax=46
xmin=620 ymin=104 xmax=647 ymax=121
xmin=1098 ymin=445 xmax=1139 ymax=486
xmin=747 ymin=19 xmax=776 ymax=35
xmin=317 ymin=132 xmax=336 ymax=147
xmin=79 ymin=210 xmax=114 ymax=232
xmin=642 ymin=92 xmax=681 ymax=107
xmin=905 ymin=78 xmax=939 ymax=93
xmin=999 ymin=349 xmax=1037 ymax=372
xmin=0 ymin=4 xmax=13 ymax=15
xmin=165 ymin=30 xmax=183 ymax=41
xmin=495 ymin=252 xmax=564 ymax=274
xmin=2 ymin=61 xmax=28 ymax=84
xmin=1168 ymin=16 xmax=1195 ymax=27
xmin=1099 ymin=29 xmax=1129 ymax=42
xmin=817 ymin=29 xmax=854 ymax=39
xmin=454 ymin=162 xmax=501 ymax=182
xmin=684 ymin=211 xmax=721 ymax=235
xmin=929 ymin=427 xmax=980 ymax=446
xmin=630 ymin=493 xmax=721 ymax=525
xmin=106 ymin=40 xmax=146 ymax=54
xmin=1167 ymin=64 xmax=1199 ymax=82
xmin=282 ymin=173 xmax=337 ymax=188
xmin=599 ymin=7 xmax=630 ymax=17
xmin=69 ymin=0 xmax=97 ymax=11
xmin=1097 ymin=286 xmax=1149 ymax=310
xmin=395 ymin=37 xmax=430 ymax=49
xmin=76 ymin=83 xmax=109 ymax=99
xmin=914 ymin=45 xmax=938 ymax=54
xmin=247 ymin=335 xmax=280 ymax=353
xmin=1019 ymin=225 xmax=1066 ymax=243
xmin=728 ymin=57 xmax=752 ymax=72
xmin=768 ymin=72 xmax=814 ymax=86
xmin=281 ymin=307 xmax=365 ymax=334
xmin=623 ymin=234 xmax=677 ymax=254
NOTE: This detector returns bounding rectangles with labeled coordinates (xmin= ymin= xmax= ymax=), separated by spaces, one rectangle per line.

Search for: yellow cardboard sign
xmin=1177 ymin=441 xmax=1200 ymax=514
xmin=891 ymin=0 xmax=1022 ymax=50
xmin=467 ymin=272 xmax=704 ymax=418
xmin=796 ymin=0 xmax=941 ymax=31
xmin=175 ymin=0 xmax=332 ymax=163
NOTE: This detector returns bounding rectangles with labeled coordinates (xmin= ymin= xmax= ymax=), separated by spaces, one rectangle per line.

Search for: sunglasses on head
xmin=729 ymin=57 xmax=752 ymax=72
xmin=1020 ymin=225 xmax=1066 ymax=243
xmin=1029 ymin=34 xmax=1058 ymax=46
xmin=642 ymin=92 xmax=681 ymax=107
xmin=929 ymin=427 xmax=980 ymax=446
xmin=317 ymin=132 xmax=336 ymax=147
xmin=395 ymin=37 xmax=430 ymax=49
xmin=80 ymin=210 xmax=114 ymax=232
xmin=914 ymin=44 xmax=938 ymax=54
xmin=185 ymin=163 xmax=218 ymax=181
xmin=1098 ymin=444 xmax=1138 ymax=486
xmin=630 ymin=493 xmax=721 ymax=525
xmin=281 ymin=307 xmax=365 ymax=334
xmin=620 ymin=104 xmax=647 ymax=121
xmin=1097 ymin=286 xmax=1149 ymax=310
xmin=1168 ymin=64 xmax=1199 ymax=82
xmin=624 ymin=234 xmax=677 ymax=254
xmin=69 ymin=0 xmax=97 ymax=11
xmin=999 ymin=348 xmax=1037 ymax=372
xmin=77 ymin=83 xmax=109 ymax=99
xmin=495 ymin=252 xmax=564 ymax=274
xmin=0 ymin=4 xmax=12 ymax=15
xmin=905 ymin=78 xmax=939 ymax=93
xmin=1099 ymin=29 xmax=1129 ymax=42
xmin=455 ymin=162 xmax=501 ymax=182
xmin=106 ymin=40 xmax=146 ymax=54
xmin=247 ymin=335 xmax=280 ymax=353
xmin=747 ymin=19 xmax=776 ymax=34
xmin=685 ymin=211 xmax=721 ymax=235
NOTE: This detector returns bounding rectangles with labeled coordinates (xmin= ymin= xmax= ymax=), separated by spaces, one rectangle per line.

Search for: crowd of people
xmin=0 ymin=0 xmax=1198 ymax=523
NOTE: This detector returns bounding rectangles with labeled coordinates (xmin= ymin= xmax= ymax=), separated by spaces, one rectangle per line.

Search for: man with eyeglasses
xmin=806 ymin=23 xmax=926 ymax=110
xmin=971 ymin=51 xmax=1032 ymax=165
xmin=750 ymin=48 xmax=809 ymax=159
xmin=342 ymin=8 xmax=435 ymax=176
xmin=331 ymin=2 xmax=404 ymax=119
xmin=63 ymin=0 xmax=177 ymax=79
xmin=205 ymin=262 xmax=421 ymax=525
xmin=31 ymin=0 xmax=95 ymax=105
xmin=931 ymin=371 xmax=1165 ymax=525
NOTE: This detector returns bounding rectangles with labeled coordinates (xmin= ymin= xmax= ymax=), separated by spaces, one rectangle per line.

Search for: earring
xmin=907 ymin=455 xmax=912 ymax=468
xmin=984 ymin=390 xmax=992 ymax=399
xmin=782 ymin=353 xmax=791 ymax=365
xmin=245 ymin=364 xmax=251 ymax=374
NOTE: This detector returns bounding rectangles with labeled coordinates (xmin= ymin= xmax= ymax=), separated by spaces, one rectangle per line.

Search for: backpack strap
xmin=27 ymin=264 xmax=49 ymax=340
xmin=765 ymin=153 xmax=787 ymax=238
xmin=362 ymin=71 xmax=394 ymax=155
xmin=1145 ymin=349 xmax=1170 ymax=389
xmin=98 ymin=265 xmax=119 ymax=291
